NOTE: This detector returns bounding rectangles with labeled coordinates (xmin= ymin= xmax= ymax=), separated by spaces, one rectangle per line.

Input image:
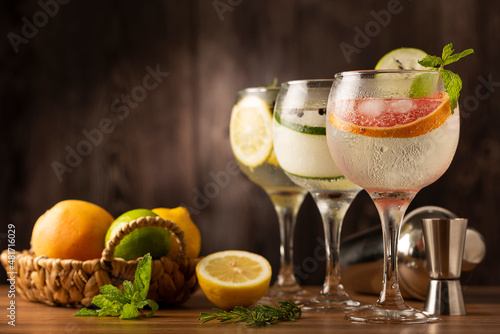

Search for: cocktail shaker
xmin=340 ymin=206 xmax=486 ymax=300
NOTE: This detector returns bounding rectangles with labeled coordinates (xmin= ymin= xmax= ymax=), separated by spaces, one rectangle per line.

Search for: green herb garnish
xmin=268 ymin=77 xmax=279 ymax=88
xmin=414 ymin=43 xmax=474 ymax=112
xmin=199 ymin=300 xmax=301 ymax=327
xmin=73 ymin=253 xmax=159 ymax=320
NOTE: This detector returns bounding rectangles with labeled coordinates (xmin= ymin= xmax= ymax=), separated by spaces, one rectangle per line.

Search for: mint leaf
xmin=416 ymin=43 xmax=473 ymax=113
xmin=134 ymin=253 xmax=153 ymax=301
xmin=92 ymin=294 xmax=123 ymax=317
xmin=440 ymin=69 xmax=462 ymax=111
xmin=120 ymin=303 xmax=141 ymax=320
xmin=145 ymin=299 xmax=159 ymax=318
xmin=99 ymin=284 xmax=130 ymax=305
xmin=73 ymin=308 xmax=99 ymax=317
xmin=444 ymin=49 xmax=474 ymax=66
xmin=123 ymin=280 xmax=139 ymax=301
xmin=418 ymin=55 xmax=442 ymax=68
xmin=72 ymin=253 xmax=157 ymax=320
xmin=442 ymin=43 xmax=454 ymax=60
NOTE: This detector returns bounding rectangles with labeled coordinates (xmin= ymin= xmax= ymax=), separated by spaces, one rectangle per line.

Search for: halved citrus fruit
xmin=375 ymin=47 xmax=428 ymax=70
xmin=196 ymin=250 xmax=272 ymax=309
xmin=329 ymin=93 xmax=451 ymax=138
xmin=229 ymin=96 xmax=273 ymax=167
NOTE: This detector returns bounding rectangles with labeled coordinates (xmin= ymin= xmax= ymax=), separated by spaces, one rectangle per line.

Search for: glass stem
xmin=267 ymin=191 xmax=306 ymax=289
xmin=311 ymin=190 xmax=359 ymax=296
xmin=370 ymin=191 xmax=416 ymax=309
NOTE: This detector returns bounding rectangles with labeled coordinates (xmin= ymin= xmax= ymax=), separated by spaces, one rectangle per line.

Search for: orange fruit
xmin=329 ymin=93 xmax=451 ymax=138
xmin=31 ymin=200 xmax=114 ymax=261
xmin=152 ymin=207 xmax=201 ymax=259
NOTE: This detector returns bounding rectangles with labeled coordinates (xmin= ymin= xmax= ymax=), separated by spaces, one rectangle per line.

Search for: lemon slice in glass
xmin=230 ymin=96 xmax=273 ymax=168
xmin=375 ymin=47 xmax=428 ymax=70
xmin=196 ymin=250 xmax=272 ymax=309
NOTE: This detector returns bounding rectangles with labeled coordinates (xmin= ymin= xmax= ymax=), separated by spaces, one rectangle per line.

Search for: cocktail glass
xmin=326 ymin=70 xmax=459 ymax=323
xmin=273 ymin=80 xmax=363 ymax=311
xmin=229 ymin=87 xmax=309 ymax=302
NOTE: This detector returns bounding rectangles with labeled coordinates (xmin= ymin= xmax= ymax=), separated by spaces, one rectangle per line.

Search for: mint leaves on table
xmin=199 ymin=300 xmax=302 ymax=327
xmin=73 ymin=253 xmax=159 ymax=320
xmin=413 ymin=43 xmax=474 ymax=112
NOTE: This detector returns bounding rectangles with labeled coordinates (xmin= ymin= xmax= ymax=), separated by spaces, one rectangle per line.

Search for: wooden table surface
xmin=1 ymin=285 xmax=500 ymax=333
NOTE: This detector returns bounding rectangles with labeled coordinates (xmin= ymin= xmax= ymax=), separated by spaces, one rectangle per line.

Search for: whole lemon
xmin=105 ymin=209 xmax=171 ymax=261
xmin=31 ymin=200 xmax=114 ymax=261
xmin=152 ymin=207 xmax=201 ymax=259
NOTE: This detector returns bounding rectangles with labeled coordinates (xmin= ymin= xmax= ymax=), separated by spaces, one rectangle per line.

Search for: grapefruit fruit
xmin=329 ymin=93 xmax=451 ymax=138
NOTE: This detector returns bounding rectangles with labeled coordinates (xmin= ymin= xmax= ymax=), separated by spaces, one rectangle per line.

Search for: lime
xmin=229 ymin=96 xmax=273 ymax=167
xmin=105 ymin=209 xmax=171 ymax=261
xmin=375 ymin=47 xmax=428 ymax=70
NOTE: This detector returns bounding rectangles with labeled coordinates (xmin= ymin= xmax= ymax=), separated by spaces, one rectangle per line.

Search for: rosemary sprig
xmin=198 ymin=300 xmax=302 ymax=327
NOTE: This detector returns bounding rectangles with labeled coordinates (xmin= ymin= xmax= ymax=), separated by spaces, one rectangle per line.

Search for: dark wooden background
xmin=1 ymin=0 xmax=499 ymax=288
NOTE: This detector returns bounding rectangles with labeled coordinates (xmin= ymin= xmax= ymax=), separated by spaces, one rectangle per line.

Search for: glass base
xmin=257 ymin=285 xmax=313 ymax=306
xmin=346 ymin=303 xmax=440 ymax=324
xmin=302 ymin=293 xmax=366 ymax=312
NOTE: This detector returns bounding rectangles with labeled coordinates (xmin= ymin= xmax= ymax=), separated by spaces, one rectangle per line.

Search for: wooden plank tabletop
xmin=1 ymin=285 xmax=500 ymax=333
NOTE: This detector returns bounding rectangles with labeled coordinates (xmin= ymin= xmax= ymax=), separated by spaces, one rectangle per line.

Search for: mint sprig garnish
xmin=73 ymin=253 xmax=159 ymax=320
xmin=418 ymin=43 xmax=474 ymax=112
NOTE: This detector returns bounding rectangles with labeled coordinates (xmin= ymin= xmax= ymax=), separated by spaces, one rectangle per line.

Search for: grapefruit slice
xmin=329 ymin=93 xmax=451 ymax=138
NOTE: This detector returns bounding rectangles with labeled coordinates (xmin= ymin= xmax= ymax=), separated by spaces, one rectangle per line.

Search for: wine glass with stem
xmin=326 ymin=70 xmax=459 ymax=323
xmin=272 ymin=79 xmax=364 ymax=311
xmin=229 ymin=86 xmax=309 ymax=302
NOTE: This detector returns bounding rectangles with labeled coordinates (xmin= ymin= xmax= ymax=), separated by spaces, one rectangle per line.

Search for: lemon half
xmin=230 ymin=96 xmax=273 ymax=168
xmin=196 ymin=250 xmax=272 ymax=309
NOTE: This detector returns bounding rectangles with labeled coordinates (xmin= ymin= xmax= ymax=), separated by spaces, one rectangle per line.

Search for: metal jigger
xmin=422 ymin=218 xmax=468 ymax=315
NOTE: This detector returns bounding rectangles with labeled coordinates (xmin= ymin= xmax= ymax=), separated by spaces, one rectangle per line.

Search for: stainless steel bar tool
xmin=422 ymin=218 xmax=468 ymax=315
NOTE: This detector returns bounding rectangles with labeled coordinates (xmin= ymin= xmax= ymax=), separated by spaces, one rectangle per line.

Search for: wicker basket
xmin=0 ymin=216 xmax=199 ymax=308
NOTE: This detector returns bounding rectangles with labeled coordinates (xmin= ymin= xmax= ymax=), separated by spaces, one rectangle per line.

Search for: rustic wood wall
xmin=1 ymin=0 xmax=499 ymax=287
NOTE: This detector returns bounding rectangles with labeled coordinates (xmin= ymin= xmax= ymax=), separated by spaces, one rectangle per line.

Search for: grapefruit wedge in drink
xmin=327 ymin=76 xmax=459 ymax=193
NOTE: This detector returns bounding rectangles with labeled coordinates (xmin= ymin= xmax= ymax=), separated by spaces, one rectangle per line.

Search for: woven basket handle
xmin=101 ymin=216 xmax=187 ymax=263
